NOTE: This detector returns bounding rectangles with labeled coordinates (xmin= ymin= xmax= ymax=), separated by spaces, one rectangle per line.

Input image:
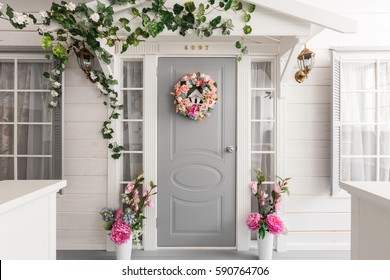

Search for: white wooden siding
xmin=57 ymin=57 xmax=108 ymax=250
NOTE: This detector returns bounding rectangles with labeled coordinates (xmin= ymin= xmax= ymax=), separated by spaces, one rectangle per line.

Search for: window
xmin=120 ymin=60 xmax=143 ymax=185
xmin=332 ymin=52 xmax=390 ymax=193
xmin=0 ymin=57 xmax=62 ymax=180
xmin=250 ymin=59 xmax=276 ymax=237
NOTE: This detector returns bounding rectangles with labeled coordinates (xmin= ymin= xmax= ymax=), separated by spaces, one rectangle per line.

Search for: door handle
xmin=226 ymin=146 xmax=235 ymax=153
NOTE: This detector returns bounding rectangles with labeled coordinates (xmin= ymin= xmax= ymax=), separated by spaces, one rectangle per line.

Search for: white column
xmin=143 ymin=55 xmax=158 ymax=250
xmin=236 ymin=56 xmax=252 ymax=250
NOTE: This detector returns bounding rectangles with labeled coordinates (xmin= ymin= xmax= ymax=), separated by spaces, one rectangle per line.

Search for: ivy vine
xmin=0 ymin=0 xmax=255 ymax=159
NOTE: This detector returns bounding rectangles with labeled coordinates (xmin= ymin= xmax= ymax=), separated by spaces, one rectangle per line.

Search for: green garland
xmin=0 ymin=0 xmax=255 ymax=159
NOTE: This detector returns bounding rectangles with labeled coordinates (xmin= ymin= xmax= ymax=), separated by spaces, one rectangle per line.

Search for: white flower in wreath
xmin=90 ymin=13 xmax=100 ymax=23
xmin=97 ymin=25 xmax=106 ymax=33
xmin=64 ymin=2 xmax=76 ymax=11
xmin=52 ymin=81 xmax=61 ymax=88
xmin=12 ymin=12 xmax=32 ymax=25
xmin=51 ymin=90 xmax=59 ymax=97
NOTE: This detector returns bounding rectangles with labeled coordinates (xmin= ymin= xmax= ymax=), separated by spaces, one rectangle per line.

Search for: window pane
xmin=17 ymin=125 xmax=52 ymax=155
xmin=123 ymin=61 xmax=143 ymax=88
xmin=0 ymin=125 xmax=14 ymax=154
xmin=251 ymin=62 xmax=273 ymax=88
xmin=0 ymin=60 xmax=15 ymax=89
xmin=379 ymin=60 xmax=390 ymax=90
xmin=0 ymin=158 xmax=14 ymax=180
xmin=123 ymin=153 xmax=143 ymax=181
xmin=251 ymin=122 xmax=274 ymax=151
xmin=251 ymin=154 xmax=275 ymax=181
xmin=342 ymin=158 xmax=376 ymax=181
xmin=341 ymin=62 xmax=376 ymax=91
xmin=342 ymin=125 xmax=376 ymax=155
xmin=342 ymin=91 xmax=376 ymax=123
xmin=17 ymin=92 xmax=52 ymax=122
xmin=251 ymin=90 xmax=274 ymax=120
xmin=379 ymin=92 xmax=390 ymax=123
xmin=0 ymin=92 xmax=14 ymax=122
xmin=123 ymin=90 xmax=143 ymax=119
xmin=380 ymin=125 xmax=390 ymax=155
xmin=123 ymin=122 xmax=143 ymax=151
xmin=17 ymin=157 xmax=52 ymax=179
xmin=380 ymin=158 xmax=390 ymax=181
xmin=18 ymin=61 xmax=51 ymax=90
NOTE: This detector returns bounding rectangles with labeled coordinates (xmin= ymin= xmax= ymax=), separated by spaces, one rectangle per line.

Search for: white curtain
xmin=251 ymin=62 xmax=274 ymax=179
xmin=123 ymin=61 xmax=143 ymax=181
xmin=341 ymin=62 xmax=390 ymax=181
xmin=0 ymin=61 xmax=51 ymax=180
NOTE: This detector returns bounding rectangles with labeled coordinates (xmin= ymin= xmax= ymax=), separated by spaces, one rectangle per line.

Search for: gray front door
xmin=157 ymin=57 xmax=236 ymax=247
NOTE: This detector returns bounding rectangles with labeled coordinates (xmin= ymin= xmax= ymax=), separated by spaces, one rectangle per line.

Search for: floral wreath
xmin=171 ymin=72 xmax=218 ymax=121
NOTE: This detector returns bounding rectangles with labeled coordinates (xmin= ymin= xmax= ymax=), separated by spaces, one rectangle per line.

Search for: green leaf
xmin=173 ymin=4 xmax=184 ymax=15
xmin=103 ymin=220 xmax=114 ymax=230
xmin=234 ymin=2 xmax=242 ymax=11
xmin=219 ymin=1 xmax=225 ymax=8
xmin=184 ymin=1 xmax=196 ymax=13
xmin=52 ymin=44 xmax=67 ymax=58
xmin=6 ymin=5 xmax=14 ymax=19
xmin=111 ymin=153 xmax=121 ymax=159
xmin=210 ymin=15 xmax=221 ymax=27
xmin=131 ymin=7 xmax=140 ymax=16
xmin=199 ymin=3 xmax=205 ymax=15
xmin=42 ymin=72 xmax=50 ymax=78
xmin=235 ymin=41 xmax=241 ymax=49
xmin=119 ymin=17 xmax=130 ymax=25
xmin=41 ymin=35 xmax=52 ymax=50
xmin=247 ymin=3 xmax=256 ymax=13
xmin=96 ymin=0 xmax=106 ymax=13
xmin=141 ymin=14 xmax=151 ymax=27
xmin=243 ymin=24 xmax=252 ymax=34
xmin=224 ymin=0 xmax=233 ymax=11
xmin=244 ymin=13 xmax=251 ymax=22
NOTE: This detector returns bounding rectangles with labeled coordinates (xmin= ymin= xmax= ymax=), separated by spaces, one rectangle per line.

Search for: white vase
xmin=115 ymin=238 xmax=132 ymax=260
xmin=257 ymin=233 xmax=274 ymax=260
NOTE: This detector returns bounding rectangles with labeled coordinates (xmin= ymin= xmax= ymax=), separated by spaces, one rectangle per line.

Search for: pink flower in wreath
xmin=110 ymin=222 xmax=131 ymax=245
xmin=180 ymin=84 xmax=189 ymax=93
xmin=249 ymin=181 xmax=258 ymax=194
xmin=182 ymin=99 xmax=189 ymax=105
xmin=182 ymin=75 xmax=189 ymax=82
xmin=265 ymin=214 xmax=284 ymax=235
xmin=200 ymin=104 xmax=208 ymax=111
xmin=246 ymin=212 xmax=262 ymax=232
xmin=188 ymin=104 xmax=199 ymax=116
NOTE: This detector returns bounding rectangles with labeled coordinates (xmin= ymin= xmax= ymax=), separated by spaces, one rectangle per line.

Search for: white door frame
xmin=109 ymin=42 xmax=282 ymax=251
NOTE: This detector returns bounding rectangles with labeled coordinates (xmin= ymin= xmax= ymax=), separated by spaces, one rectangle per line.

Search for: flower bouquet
xmin=246 ymin=168 xmax=290 ymax=239
xmin=100 ymin=173 xmax=157 ymax=247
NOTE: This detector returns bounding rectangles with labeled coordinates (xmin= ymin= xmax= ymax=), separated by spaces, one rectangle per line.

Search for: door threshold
xmin=156 ymin=247 xmax=237 ymax=250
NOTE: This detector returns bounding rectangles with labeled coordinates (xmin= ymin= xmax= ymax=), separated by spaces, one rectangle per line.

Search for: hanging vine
xmin=0 ymin=0 xmax=255 ymax=159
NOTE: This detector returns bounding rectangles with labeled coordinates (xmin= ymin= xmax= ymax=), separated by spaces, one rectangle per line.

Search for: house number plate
xmin=184 ymin=45 xmax=209 ymax=51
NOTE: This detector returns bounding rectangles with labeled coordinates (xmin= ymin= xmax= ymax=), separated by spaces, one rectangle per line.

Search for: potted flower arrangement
xmin=100 ymin=173 xmax=157 ymax=260
xmin=246 ymin=168 xmax=290 ymax=260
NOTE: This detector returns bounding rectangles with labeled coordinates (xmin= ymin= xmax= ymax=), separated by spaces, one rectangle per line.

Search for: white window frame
xmin=0 ymin=53 xmax=63 ymax=180
xmin=332 ymin=49 xmax=390 ymax=194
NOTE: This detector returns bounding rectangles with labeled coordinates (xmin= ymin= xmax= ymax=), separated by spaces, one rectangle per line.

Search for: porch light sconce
xmin=76 ymin=43 xmax=94 ymax=75
xmin=295 ymin=44 xmax=315 ymax=83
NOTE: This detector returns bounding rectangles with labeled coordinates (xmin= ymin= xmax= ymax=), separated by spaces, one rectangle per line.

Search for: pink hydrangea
xmin=246 ymin=212 xmax=262 ymax=232
xmin=110 ymin=222 xmax=131 ymax=245
xmin=265 ymin=214 xmax=284 ymax=235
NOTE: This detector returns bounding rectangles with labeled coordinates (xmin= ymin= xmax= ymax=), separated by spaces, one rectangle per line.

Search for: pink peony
xmin=187 ymin=104 xmax=199 ymax=116
xmin=265 ymin=214 xmax=284 ymax=235
xmin=110 ymin=222 xmax=131 ymax=245
xmin=246 ymin=212 xmax=262 ymax=232
xmin=249 ymin=181 xmax=258 ymax=194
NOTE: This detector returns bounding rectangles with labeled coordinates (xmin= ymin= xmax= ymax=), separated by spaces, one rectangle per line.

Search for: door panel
xmin=157 ymin=57 xmax=236 ymax=246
